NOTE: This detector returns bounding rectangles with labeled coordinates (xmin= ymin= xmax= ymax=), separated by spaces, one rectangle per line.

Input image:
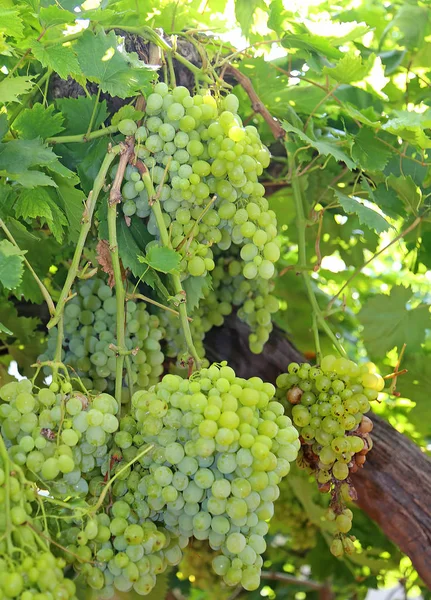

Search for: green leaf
xmin=387 ymin=174 xmax=422 ymax=215
xmin=183 ymin=275 xmax=211 ymax=313
xmin=144 ymin=246 xmax=181 ymax=274
xmin=39 ymin=6 xmax=76 ymax=27
xmin=358 ymin=286 xmax=430 ymax=359
xmin=390 ymin=5 xmax=429 ymax=50
xmin=0 ymin=8 xmax=24 ymax=39
xmin=323 ymin=51 xmax=374 ymax=84
xmin=117 ymin=218 xmax=149 ymax=279
xmin=365 ymin=182 xmax=405 ymax=220
xmin=111 ymin=105 xmax=145 ymax=126
xmin=382 ymin=110 xmax=431 ymax=149
xmin=283 ymin=123 xmax=355 ymax=169
xmin=14 ymin=103 xmax=65 ymax=140
xmin=54 ymin=179 xmax=85 ymax=243
xmin=14 ymin=188 xmax=67 ymax=242
xmin=351 ymin=127 xmax=393 ymax=171
xmin=281 ymin=32 xmax=343 ymax=60
xmin=396 ymin=353 xmax=431 ymax=437
xmin=0 ymin=322 xmax=12 ymax=336
xmin=31 ymin=41 xmax=80 ymax=81
xmin=56 ymin=96 xmax=109 ymax=136
xmin=0 ymin=114 xmax=8 ymax=141
xmin=0 ymin=239 xmax=25 ymax=289
xmin=0 ymin=76 xmax=34 ymax=104
xmin=235 ymin=0 xmax=264 ymax=38
xmin=74 ymin=29 xmax=155 ymax=98
xmin=334 ymin=190 xmax=391 ymax=234
xmin=0 ymin=138 xmax=62 ymax=188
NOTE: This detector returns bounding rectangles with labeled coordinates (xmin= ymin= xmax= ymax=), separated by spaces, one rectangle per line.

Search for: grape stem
xmin=107 ymin=138 xmax=136 ymax=403
xmin=46 ymin=124 xmax=119 ymax=145
xmin=90 ymin=444 xmax=154 ymax=515
xmin=289 ymin=154 xmax=346 ymax=358
xmin=47 ymin=145 xmax=121 ymax=330
xmin=0 ymin=219 xmax=55 ymax=316
xmin=138 ymin=164 xmax=201 ymax=370
xmin=126 ymin=292 xmax=192 ymax=321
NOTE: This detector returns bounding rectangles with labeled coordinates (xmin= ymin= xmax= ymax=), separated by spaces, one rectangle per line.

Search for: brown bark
xmin=204 ymin=313 xmax=431 ymax=589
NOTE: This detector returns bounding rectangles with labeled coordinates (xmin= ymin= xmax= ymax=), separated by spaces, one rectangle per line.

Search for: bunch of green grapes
xmin=0 ymin=452 xmax=78 ymax=600
xmin=177 ymin=540 xmax=232 ymax=599
xmin=41 ymin=276 xmax=165 ymax=395
xmin=115 ymin=82 xmax=280 ymax=283
xmin=128 ymin=362 xmax=300 ymax=591
xmin=0 ymin=378 xmax=120 ymax=497
xmin=161 ymin=252 xmax=279 ymax=363
xmin=276 ymin=355 xmax=381 ymax=556
xmin=61 ymin=503 xmax=183 ymax=598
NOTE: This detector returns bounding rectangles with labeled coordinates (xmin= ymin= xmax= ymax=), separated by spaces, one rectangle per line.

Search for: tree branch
xmin=223 ymin=65 xmax=285 ymax=140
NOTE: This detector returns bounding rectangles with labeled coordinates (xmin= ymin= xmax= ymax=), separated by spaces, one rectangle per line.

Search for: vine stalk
xmin=139 ymin=166 xmax=201 ymax=369
xmin=107 ymin=138 xmax=135 ymax=403
xmin=289 ymin=154 xmax=346 ymax=358
xmin=47 ymin=145 xmax=121 ymax=330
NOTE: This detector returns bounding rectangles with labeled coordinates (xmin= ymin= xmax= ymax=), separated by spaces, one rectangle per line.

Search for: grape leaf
xmin=381 ymin=110 xmax=431 ymax=149
xmin=358 ymin=286 xmax=430 ymax=359
xmin=31 ymin=41 xmax=80 ymax=81
xmin=0 ymin=322 xmax=12 ymax=336
xmin=0 ymin=240 xmax=25 ymax=289
xmin=54 ymin=179 xmax=85 ymax=243
xmin=143 ymin=246 xmax=181 ymax=274
xmin=351 ymin=128 xmax=393 ymax=171
xmin=183 ymin=275 xmax=211 ymax=312
xmin=235 ymin=0 xmax=265 ymax=38
xmin=0 ymin=114 xmax=8 ymax=141
xmin=364 ymin=182 xmax=405 ymax=220
xmin=0 ymin=8 xmax=24 ymax=39
xmin=0 ymin=76 xmax=34 ymax=104
xmin=283 ymin=123 xmax=355 ymax=169
xmin=389 ymin=4 xmax=428 ymax=50
xmin=323 ymin=51 xmax=374 ymax=84
xmin=117 ymin=217 xmax=149 ymax=279
xmin=14 ymin=188 xmax=68 ymax=242
xmin=56 ymin=96 xmax=109 ymax=135
xmin=74 ymin=29 xmax=155 ymax=98
xmin=111 ymin=105 xmax=145 ymax=126
xmin=387 ymin=174 xmax=422 ymax=215
xmin=334 ymin=190 xmax=391 ymax=234
xmin=0 ymin=138 xmax=61 ymax=188
xmin=281 ymin=32 xmax=343 ymax=60
xmin=39 ymin=5 xmax=76 ymax=27
xmin=396 ymin=352 xmax=431 ymax=437
xmin=14 ymin=103 xmax=65 ymax=140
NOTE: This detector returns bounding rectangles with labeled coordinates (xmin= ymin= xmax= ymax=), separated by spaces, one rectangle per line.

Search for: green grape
xmin=118 ymin=119 xmax=137 ymax=135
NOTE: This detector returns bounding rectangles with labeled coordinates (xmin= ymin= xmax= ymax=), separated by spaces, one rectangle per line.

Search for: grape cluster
xmin=0 ymin=453 xmax=78 ymax=600
xmin=276 ymin=355 xmax=381 ymax=555
xmin=161 ymin=252 xmax=279 ymax=363
xmin=116 ymin=82 xmax=280 ymax=283
xmin=41 ymin=276 xmax=165 ymax=395
xmin=128 ymin=362 xmax=300 ymax=590
xmin=62 ymin=505 xmax=183 ymax=598
xmin=0 ymin=378 xmax=120 ymax=496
